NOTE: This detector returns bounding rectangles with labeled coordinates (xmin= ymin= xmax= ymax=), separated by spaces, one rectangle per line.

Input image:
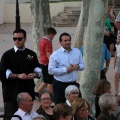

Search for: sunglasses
xmin=13 ymin=37 xmax=24 ymax=41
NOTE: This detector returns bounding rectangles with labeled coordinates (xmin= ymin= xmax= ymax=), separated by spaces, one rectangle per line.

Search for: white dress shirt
xmin=66 ymin=100 xmax=71 ymax=106
xmin=116 ymin=12 xmax=120 ymax=22
xmin=11 ymin=109 xmax=39 ymax=120
xmin=48 ymin=46 xmax=85 ymax=82
xmin=115 ymin=12 xmax=120 ymax=34
xmin=116 ymin=44 xmax=120 ymax=57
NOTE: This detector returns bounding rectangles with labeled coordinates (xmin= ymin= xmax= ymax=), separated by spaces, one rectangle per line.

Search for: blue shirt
xmin=48 ymin=46 xmax=85 ymax=82
xmin=80 ymin=43 xmax=111 ymax=70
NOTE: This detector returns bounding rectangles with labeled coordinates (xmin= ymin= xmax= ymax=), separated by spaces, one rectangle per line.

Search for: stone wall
xmin=4 ymin=1 xmax=81 ymax=24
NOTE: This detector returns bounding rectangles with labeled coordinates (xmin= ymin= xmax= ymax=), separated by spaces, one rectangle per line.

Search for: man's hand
xmin=17 ymin=73 xmax=28 ymax=80
xmin=71 ymin=64 xmax=79 ymax=70
xmin=67 ymin=65 xmax=74 ymax=73
xmin=67 ymin=64 xmax=79 ymax=73
xmin=27 ymin=73 xmax=35 ymax=79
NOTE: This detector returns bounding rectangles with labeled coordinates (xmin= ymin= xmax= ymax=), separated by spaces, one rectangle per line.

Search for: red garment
xmin=39 ymin=38 xmax=52 ymax=65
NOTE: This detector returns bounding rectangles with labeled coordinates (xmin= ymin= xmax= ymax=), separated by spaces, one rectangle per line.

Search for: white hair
xmin=99 ymin=93 xmax=116 ymax=111
xmin=65 ymin=85 xmax=79 ymax=99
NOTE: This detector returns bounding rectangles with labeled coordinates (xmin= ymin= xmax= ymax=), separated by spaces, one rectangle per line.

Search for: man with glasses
xmin=0 ymin=29 xmax=42 ymax=119
xmin=48 ymin=32 xmax=85 ymax=104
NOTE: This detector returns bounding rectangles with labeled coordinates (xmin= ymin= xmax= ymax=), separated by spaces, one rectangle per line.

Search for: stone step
xmin=58 ymin=11 xmax=80 ymax=16
xmin=52 ymin=18 xmax=79 ymax=23
xmin=51 ymin=21 xmax=77 ymax=27
xmin=65 ymin=10 xmax=80 ymax=15
xmin=113 ymin=7 xmax=120 ymax=15
xmin=58 ymin=12 xmax=80 ymax=19
xmin=52 ymin=17 xmax=79 ymax=23
xmin=64 ymin=7 xmax=81 ymax=14
xmin=64 ymin=7 xmax=81 ymax=11
xmin=53 ymin=16 xmax=78 ymax=21
xmin=51 ymin=7 xmax=81 ymax=27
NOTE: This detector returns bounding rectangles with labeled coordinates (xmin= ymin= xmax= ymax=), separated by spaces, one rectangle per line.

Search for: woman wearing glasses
xmin=72 ymin=98 xmax=94 ymax=120
xmin=36 ymin=90 xmax=55 ymax=120
xmin=65 ymin=85 xmax=79 ymax=106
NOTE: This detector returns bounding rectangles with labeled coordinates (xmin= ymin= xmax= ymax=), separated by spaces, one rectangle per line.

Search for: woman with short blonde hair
xmin=72 ymin=98 xmax=94 ymax=120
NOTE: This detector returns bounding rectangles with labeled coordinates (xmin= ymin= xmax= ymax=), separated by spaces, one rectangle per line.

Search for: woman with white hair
xmin=65 ymin=85 xmax=79 ymax=106
xmin=97 ymin=93 xmax=117 ymax=120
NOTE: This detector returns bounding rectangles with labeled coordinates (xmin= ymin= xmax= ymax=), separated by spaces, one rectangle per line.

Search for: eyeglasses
xmin=71 ymin=92 xmax=79 ymax=95
xmin=40 ymin=98 xmax=52 ymax=101
xmin=13 ymin=37 xmax=24 ymax=41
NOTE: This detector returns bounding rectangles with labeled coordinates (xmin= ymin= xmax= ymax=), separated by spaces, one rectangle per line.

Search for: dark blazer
xmin=97 ymin=111 xmax=115 ymax=120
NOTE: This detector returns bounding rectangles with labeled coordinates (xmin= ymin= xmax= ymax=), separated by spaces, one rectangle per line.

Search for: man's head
xmin=46 ymin=27 xmax=57 ymax=40
xmin=13 ymin=29 xmax=27 ymax=49
xmin=59 ymin=32 xmax=71 ymax=51
xmin=17 ymin=92 xmax=33 ymax=113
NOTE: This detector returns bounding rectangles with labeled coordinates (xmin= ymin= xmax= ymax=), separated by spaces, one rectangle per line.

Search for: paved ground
xmin=0 ymin=23 xmax=117 ymax=118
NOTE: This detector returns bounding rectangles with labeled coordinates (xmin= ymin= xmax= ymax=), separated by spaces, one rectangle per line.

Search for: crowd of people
xmin=0 ymin=3 xmax=120 ymax=120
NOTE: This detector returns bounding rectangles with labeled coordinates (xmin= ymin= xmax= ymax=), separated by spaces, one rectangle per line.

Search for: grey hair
xmin=99 ymin=93 xmax=116 ymax=111
xmin=65 ymin=85 xmax=79 ymax=99
xmin=32 ymin=115 xmax=47 ymax=120
xmin=17 ymin=92 xmax=29 ymax=105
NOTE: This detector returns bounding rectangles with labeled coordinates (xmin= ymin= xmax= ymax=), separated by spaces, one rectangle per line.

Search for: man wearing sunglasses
xmin=0 ymin=29 xmax=42 ymax=119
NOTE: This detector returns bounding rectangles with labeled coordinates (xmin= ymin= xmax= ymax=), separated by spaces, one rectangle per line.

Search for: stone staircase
xmin=51 ymin=7 xmax=81 ymax=27
xmin=51 ymin=6 xmax=120 ymax=27
xmin=113 ymin=6 xmax=120 ymax=15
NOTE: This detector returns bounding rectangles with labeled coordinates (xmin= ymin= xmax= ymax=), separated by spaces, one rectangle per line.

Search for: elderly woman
xmin=72 ymin=98 xmax=94 ymax=120
xmin=97 ymin=93 xmax=117 ymax=120
xmin=36 ymin=90 xmax=55 ymax=120
xmin=65 ymin=85 xmax=79 ymax=106
xmin=53 ymin=103 xmax=72 ymax=120
xmin=33 ymin=115 xmax=47 ymax=120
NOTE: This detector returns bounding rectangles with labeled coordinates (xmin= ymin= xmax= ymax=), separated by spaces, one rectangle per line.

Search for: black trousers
xmin=53 ymin=79 xmax=81 ymax=104
xmin=4 ymin=101 xmax=18 ymax=120
xmin=100 ymin=69 xmax=106 ymax=80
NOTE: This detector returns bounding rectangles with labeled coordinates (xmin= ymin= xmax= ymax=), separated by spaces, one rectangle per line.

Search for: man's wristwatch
xmin=33 ymin=73 xmax=36 ymax=78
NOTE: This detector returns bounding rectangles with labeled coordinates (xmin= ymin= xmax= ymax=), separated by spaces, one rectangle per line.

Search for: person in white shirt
xmin=48 ymin=32 xmax=85 ymax=104
xmin=65 ymin=85 xmax=79 ymax=106
xmin=114 ymin=34 xmax=120 ymax=96
xmin=11 ymin=92 xmax=39 ymax=120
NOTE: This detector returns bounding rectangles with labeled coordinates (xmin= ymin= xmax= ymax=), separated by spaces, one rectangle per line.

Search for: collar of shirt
xmin=14 ymin=46 xmax=25 ymax=52
xmin=60 ymin=46 xmax=73 ymax=52
xmin=66 ymin=100 xmax=71 ymax=106
xmin=43 ymin=36 xmax=52 ymax=42
xmin=17 ymin=109 xmax=27 ymax=116
xmin=17 ymin=109 xmax=33 ymax=116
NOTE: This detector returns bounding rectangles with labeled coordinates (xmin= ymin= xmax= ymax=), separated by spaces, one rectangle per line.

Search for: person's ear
xmin=24 ymin=37 xmax=27 ymax=42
